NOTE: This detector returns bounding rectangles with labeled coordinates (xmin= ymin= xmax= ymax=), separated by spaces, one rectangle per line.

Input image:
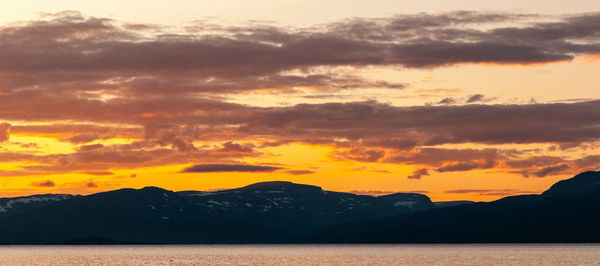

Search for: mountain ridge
xmin=0 ymin=180 xmax=440 ymax=244
xmin=0 ymin=171 xmax=598 ymax=244
xmin=308 ymin=171 xmax=600 ymax=243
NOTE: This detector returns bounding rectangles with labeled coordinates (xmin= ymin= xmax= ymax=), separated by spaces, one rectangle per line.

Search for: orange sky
xmin=0 ymin=4 xmax=599 ymax=201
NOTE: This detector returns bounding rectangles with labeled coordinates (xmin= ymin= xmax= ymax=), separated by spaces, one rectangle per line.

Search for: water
xmin=0 ymin=244 xmax=599 ymax=265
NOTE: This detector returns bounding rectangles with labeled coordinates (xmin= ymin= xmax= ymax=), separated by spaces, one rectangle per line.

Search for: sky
xmin=0 ymin=1 xmax=599 ymax=201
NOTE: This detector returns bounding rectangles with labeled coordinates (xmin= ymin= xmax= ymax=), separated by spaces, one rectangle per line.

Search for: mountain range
xmin=0 ymin=171 xmax=599 ymax=244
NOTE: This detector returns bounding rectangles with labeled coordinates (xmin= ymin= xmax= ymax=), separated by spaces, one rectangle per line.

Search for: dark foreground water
xmin=0 ymin=244 xmax=599 ymax=265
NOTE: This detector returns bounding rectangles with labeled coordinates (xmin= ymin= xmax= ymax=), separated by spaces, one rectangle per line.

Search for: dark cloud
xmin=437 ymin=97 xmax=456 ymax=105
xmin=432 ymin=94 xmax=496 ymax=105
xmin=437 ymin=163 xmax=481 ymax=172
xmin=0 ymin=99 xmax=597 ymax=178
xmin=247 ymin=100 xmax=600 ymax=146
xmin=0 ymin=13 xmax=597 ymax=149
xmin=31 ymin=180 xmax=55 ymax=187
xmin=574 ymin=155 xmax=600 ymax=169
xmin=506 ymin=156 xmax=564 ymax=168
xmin=218 ymin=142 xmax=255 ymax=154
xmin=286 ymin=170 xmax=316 ymax=175
xmin=11 ymin=124 xmax=141 ymax=140
xmin=365 ymin=139 xmax=418 ymax=150
xmin=0 ymin=139 xmax=261 ymax=176
xmin=466 ymin=94 xmax=485 ymax=103
xmin=78 ymin=144 xmax=105 ymax=151
xmin=181 ymin=164 xmax=282 ymax=173
xmin=0 ymin=11 xmax=598 ymax=100
xmin=533 ymin=164 xmax=570 ymax=177
xmin=0 ymin=11 xmax=598 ymax=179
xmin=407 ymin=168 xmax=429 ymax=179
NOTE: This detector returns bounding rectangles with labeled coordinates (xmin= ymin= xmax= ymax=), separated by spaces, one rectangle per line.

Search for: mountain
xmin=1 ymin=171 xmax=599 ymax=244
xmin=378 ymin=193 xmax=435 ymax=211
xmin=178 ymin=181 xmax=422 ymax=233
xmin=310 ymin=171 xmax=600 ymax=243
xmin=0 ymin=194 xmax=76 ymax=218
xmin=432 ymin=200 xmax=474 ymax=208
xmin=0 ymin=181 xmax=434 ymax=244
xmin=542 ymin=171 xmax=600 ymax=197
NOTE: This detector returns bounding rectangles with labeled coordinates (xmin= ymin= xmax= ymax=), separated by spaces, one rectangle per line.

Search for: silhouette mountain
xmin=310 ymin=171 xmax=600 ymax=243
xmin=0 ymin=181 xmax=435 ymax=244
xmin=542 ymin=171 xmax=600 ymax=197
xmin=0 ymin=171 xmax=598 ymax=244
xmin=0 ymin=194 xmax=76 ymax=218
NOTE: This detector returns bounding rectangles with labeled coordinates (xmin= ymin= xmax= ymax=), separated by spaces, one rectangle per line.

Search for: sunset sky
xmin=0 ymin=1 xmax=599 ymax=201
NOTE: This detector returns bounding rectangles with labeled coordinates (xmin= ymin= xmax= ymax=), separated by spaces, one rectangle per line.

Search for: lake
xmin=0 ymin=244 xmax=599 ymax=265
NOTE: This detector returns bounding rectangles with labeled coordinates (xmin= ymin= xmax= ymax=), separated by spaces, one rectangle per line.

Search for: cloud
xmin=349 ymin=190 xmax=429 ymax=195
xmin=0 ymin=11 xmax=598 ymax=179
xmin=286 ymin=170 xmax=315 ymax=175
xmin=82 ymin=171 xmax=114 ymax=176
xmin=31 ymin=180 xmax=55 ymax=187
xmin=0 ymin=100 xmax=597 ymax=178
xmin=506 ymin=156 xmax=565 ymax=168
xmin=390 ymin=148 xmax=506 ymax=168
xmin=247 ymin=100 xmax=600 ymax=146
xmin=437 ymin=163 xmax=480 ymax=172
xmin=181 ymin=164 xmax=282 ymax=173
xmin=0 ymin=139 xmax=262 ymax=176
xmin=437 ymin=97 xmax=457 ymax=105
xmin=62 ymin=133 xmax=102 ymax=144
xmin=466 ymin=94 xmax=485 ymax=103
xmin=0 ymin=13 xmax=597 ymax=150
xmin=407 ymin=168 xmax=429 ymax=179
xmin=575 ymin=155 xmax=600 ymax=169
xmin=217 ymin=142 xmax=255 ymax=153
xmin=0 ymin=11 xmax=598 ymax=100
xmin=445 ymin=188 xmax=538 ymax=196
xmin=533 ymin=164 xmax=570 ymax=177
xmin=334 ymin=148 xmax=386 ymax=162
xmin=0 ymin=123 xmax=11 ymax=142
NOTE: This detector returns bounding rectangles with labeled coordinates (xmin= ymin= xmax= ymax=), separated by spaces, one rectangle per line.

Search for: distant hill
xmin=0 ymin=171 xmax=598 ymax=244
xmin=0 ymin=194 xmax=77 ymax=218
xmin=309 ymin=171 xmax=600 ymax=243
xmin=0 ymin=181 xmax=436 ymax=244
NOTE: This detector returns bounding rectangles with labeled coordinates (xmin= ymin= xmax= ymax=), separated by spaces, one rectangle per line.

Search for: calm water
xmin=0 ymin=244 xmax=599 ymax=265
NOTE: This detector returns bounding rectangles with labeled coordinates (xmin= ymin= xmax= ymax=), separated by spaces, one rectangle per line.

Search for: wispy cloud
xmin=181 ymin=164 xmax=282 ymax=173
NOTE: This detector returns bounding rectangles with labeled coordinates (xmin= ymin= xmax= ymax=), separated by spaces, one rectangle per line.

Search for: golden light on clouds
xmin=0 ymin=8 xmax=598 ymax=201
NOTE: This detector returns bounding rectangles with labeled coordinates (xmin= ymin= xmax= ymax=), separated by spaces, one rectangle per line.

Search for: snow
xmin=394 ymin=201 xmax=416 ymax=208
xmin=0 ymin=195 xmax=72 ymax=213
xmin=185 ymin=192 xmax=215 ymax=197
xmin=207 ymin=200 xmax=223 ymax=206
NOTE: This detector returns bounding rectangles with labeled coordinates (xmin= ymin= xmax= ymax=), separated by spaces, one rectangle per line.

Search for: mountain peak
xmin=378 ymin=193 xmax=434 ymax=210
xmin=140 ymin=186 xmax=170 ymax=192
xmin=238 ymin=181 xmax=323 ymax=193
xmin=542 ymin=171 xmax=600 ymax=197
